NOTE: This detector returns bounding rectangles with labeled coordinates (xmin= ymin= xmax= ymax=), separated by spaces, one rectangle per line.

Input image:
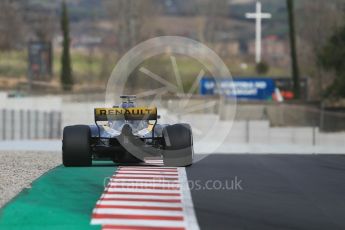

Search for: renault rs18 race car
xmin=62 ymin=95 xmax=194 ymax=167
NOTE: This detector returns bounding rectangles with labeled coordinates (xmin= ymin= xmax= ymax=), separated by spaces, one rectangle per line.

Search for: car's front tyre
xmin=62 ymin=125 xmax=92 ymax=167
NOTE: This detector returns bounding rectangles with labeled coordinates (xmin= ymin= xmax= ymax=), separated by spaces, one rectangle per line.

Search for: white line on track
xmin=105 ymin=188 xmax=183 ymax=194
xmin=93 ymin=208 xmax=184 ymax=216
xmin=110 ymin=178 xmax=179 ymax=183
xmin=118 ymin=167 xmax=177 ymax=170
xmin=179 ymin=168 xmax=200 ymax=230
xmin=97 ymin=200 xmax=183 ymax=207
xmin=116 ymin=171 xmax=179 ymax=175
xmin=108 ymin=182 xmax=180 ymax=187
xmin=145 ymin=160 xmax=165 ymax=163
xmin=118 ymin=168 xmax=175 ymax=170
xmin=114 ymin=174 xmax=179 ymax=178
xmin=102 ymin=194 xmax=181 ymax=200
xmin=91 ymin=219 xmax=186 ymax=227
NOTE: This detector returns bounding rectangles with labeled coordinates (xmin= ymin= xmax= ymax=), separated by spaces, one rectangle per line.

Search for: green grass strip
xmin=0 ymin=162 xmax=116 ymax=230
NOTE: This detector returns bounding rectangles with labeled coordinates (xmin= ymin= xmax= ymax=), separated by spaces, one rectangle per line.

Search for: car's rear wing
xmin=94 ymin=107 xmax=157 ymax=121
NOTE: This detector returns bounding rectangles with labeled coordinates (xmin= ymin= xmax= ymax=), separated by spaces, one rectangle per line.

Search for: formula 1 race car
xmin=62 ymin=95 xmax=193 ymax=167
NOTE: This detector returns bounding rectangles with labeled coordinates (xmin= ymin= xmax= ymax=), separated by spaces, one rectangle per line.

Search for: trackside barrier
xmin=0 ymin=109 xmax=61 ymax=140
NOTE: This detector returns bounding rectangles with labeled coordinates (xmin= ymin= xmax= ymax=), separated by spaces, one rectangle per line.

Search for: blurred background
xmin=0 ymin=0 xmax=344 ymax=153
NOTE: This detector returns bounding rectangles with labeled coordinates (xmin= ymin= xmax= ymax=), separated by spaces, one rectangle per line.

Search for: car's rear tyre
xmin=62 ymin=125 xmax=92 ymax=167
xmin=162 ymin=123 xmax=193 ymax=167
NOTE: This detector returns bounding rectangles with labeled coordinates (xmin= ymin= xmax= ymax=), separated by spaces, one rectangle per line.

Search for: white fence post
xmin=2 ymin=109 xmax=6 ymax=140
xmin=245 ymin=119 xmax=250 ymax=143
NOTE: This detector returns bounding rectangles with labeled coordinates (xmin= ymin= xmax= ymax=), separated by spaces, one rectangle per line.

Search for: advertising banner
xmin=200 ymin=77 xmax=276 ymax=100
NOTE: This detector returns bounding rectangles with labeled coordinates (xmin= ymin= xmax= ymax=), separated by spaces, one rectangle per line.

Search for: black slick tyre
xmin=162 ymin=123 xmax=193 ymax=167
xmin=62 ymin=125 xmax=92 ymax=167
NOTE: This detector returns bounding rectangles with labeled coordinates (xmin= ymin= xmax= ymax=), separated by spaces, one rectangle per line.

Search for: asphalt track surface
xmin=0 ymin=154 xmax=345 ymax=229
xmin=187 ymin=154 xmax=345 ymax=230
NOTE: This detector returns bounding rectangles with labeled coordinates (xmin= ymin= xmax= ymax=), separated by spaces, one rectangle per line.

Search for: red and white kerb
xmin=91 ymin=159 xmax=199 ymax=230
